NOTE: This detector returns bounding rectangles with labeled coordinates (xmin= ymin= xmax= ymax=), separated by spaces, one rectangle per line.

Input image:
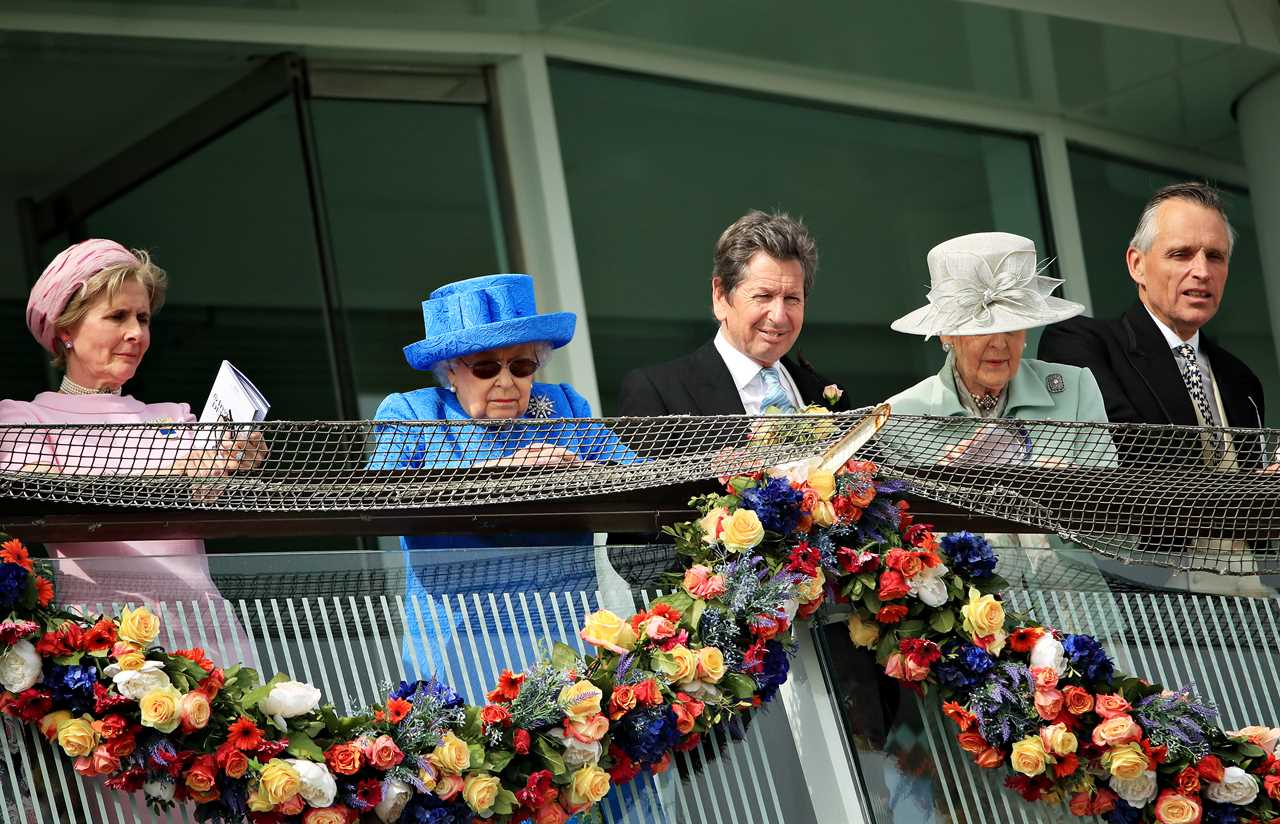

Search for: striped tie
xmin=759 ymin=366 xmax=796 ymax=413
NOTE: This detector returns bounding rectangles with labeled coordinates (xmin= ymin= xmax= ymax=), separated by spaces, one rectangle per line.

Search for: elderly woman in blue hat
xmin=369 ymin=274 xmax=639 ymax=695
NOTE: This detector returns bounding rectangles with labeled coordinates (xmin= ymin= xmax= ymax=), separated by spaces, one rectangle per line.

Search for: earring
xmin=448 ymin=384 xmax=456 ymax=393
xmin=63 ymin=338 xmax=73 ymax=350
xmin=941 ymin=342 xmax=952 ymax=353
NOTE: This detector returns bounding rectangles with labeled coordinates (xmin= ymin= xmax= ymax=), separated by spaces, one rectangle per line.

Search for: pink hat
xmin=27 ymin=239 xmax=140 ymax=352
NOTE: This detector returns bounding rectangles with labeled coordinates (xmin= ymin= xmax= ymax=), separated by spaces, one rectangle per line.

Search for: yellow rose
xmin=696 ymin=647 xmax=726 ymax=683
xmin=259 ymin=759 xmax=300 ymax=805
xmin=56 ymin=715 xmax=99 ymax=758
xmin=960 ymin=588 xmax=1005 ymax=639
xmin=115 ymin=651 xmax=146 ymax=671
xmin=463 ymin=772 xmax=501 ymax=814
xmin=720 ymin=509 xmax=764 ymax=552
xmin=796 ymin=569 xmax=825 ymax=603
xmin=1155 ymin=791 xmax=1203 ymax=824
xmin=247 ymin=789 xmax=273 ymax=813
xmin=847 ymin=613 xmax=880 ymax=648
xmin=808 ymin=469 xmax=836 ymax=501
xmin=139 ymin=685 xmax=183 ymax=734
xmin=1039 ymin=723 xmax=1078 ymax=757
xmin=665 ymin=645 xmax=697 ymax=685
xmin=1009 ymin=736 xmax=1048 ymax=777
xmin=118 ymin=606 xmax=160 ymax=647
xmin=580 ymin=610 xmax=637 ymax=654
xmin=429 ymin=731 xmax=471 ymax=775
xmin=1103 ymin=742 xmax=1148 ymax=780
xmin=811 ymin=499 xmax=836 ymax=527
xmin=567 ymin=764 xmax=611 ymax=806
xmin=697 ymin=506 xmax=729 ymax=546
xmin=179 ymin=690 xmax=212 ymax=730
xmin=560 ymin=680 xmax=604 ymax=720
xmin=39 ymin=710 xmax=71 ymax=740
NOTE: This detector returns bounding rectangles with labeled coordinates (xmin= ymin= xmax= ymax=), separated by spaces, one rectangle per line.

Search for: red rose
xmin=324 ymin=742 xmax=361 ymax=776
xmin=878 ymin=570 xmax=910 ymax=601
xmin=97 ymin=714 xmax=128 ymax=739
xmin=1197 ymin=755 xmax=1225 ymax=784
xmin=185 ymin=755 xmax=218 ymax=793
xmin=875 ymin=604 xmax=909 ymax=624
xmin=632 ymin=679 xmax=661 ymax=707
xmin=199 ymin=668 xmax=226 ymax=699
xmin=103 ymin=732 xmax=137 ymax=758
xmin=1175 ymin=766 xmax=1200 ymax=795
xmin=482 ymin=704 xmax=513 ymax=728
xmin=514 ymin=728 xmax=531 ymax=756
xmin=216 ymin=743 xmax=250 ymax=779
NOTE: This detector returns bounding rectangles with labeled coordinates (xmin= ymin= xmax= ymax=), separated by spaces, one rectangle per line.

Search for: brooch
xmin=525 ymin=394 xmax=555 ymax=419
xmin=1046 ymin=373 xmax=1065 ymax=394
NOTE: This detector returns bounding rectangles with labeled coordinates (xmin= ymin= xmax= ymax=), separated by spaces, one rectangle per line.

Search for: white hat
xmin=891 ymin=232 xmax=1084 ymax=338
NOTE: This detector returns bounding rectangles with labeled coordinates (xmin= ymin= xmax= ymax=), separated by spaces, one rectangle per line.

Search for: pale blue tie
xmin=758 ymin=366 xmax=796 ymax=413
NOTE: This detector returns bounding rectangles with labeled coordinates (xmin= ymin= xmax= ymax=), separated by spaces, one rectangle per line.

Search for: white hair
xmin=431 ymin=341 xmax=553 ymax=389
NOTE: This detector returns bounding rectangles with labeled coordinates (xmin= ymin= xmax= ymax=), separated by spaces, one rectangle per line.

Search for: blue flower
xmin=391 ymin=677 xmax=462 ymax=708
xmin=941 ymin=532 xmax=998 ymax=579
xmin=0 ymin=563 xmax=28 ymax=612
xmin=1203 ymin=800 xmax=1240 ymax=824
xmin=756 ymin=640 xmax=791 ymax=702
xmin=617 ymin=705 xmax=682 ymax=766
xmin=934 ymin=642 xmax=994 ymax=694
xmin=740 ymin=478 xmax=803 ymax=535
xmin=1102 ymin=799 xmax=1142 ymax=824
xmin=402 ymin=791 xmax=471 ymax=824
xmin=44 ymin=664 xmax=97 ymax=714
xmin=1062 ymin=633 xmax=1114 ymax=685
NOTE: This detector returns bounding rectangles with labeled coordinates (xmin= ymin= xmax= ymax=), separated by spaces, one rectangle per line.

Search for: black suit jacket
xmin=617 ymin=338 xmax=851 ymax=416
xmin=1038 ymin=302 xmax=1266 ymax=466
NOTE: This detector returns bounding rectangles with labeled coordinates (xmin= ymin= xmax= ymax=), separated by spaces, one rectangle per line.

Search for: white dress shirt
xmin=1144 ymin=306 xmax=1223 ymax=425
xmin=713 ymin=328 xmax=802 ymax=414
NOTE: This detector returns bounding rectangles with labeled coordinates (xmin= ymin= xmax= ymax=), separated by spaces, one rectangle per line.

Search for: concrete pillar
xmin=1236 ymin=70 xmax=1280 ymax=378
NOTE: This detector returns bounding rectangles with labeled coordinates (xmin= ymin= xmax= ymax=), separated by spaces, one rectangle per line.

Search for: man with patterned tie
xmin=618 ymin=209 xmax=850 ymax=417
xmin=1038 ymin=182 xmax=1266 ymax=469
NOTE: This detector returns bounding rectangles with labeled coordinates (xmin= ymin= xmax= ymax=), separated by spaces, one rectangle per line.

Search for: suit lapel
xmin=1202 ymin=338 xmax=1258 ymax=427
xmin=684 ymin=340 xmax=747 ymax=415
xmin=783 ymin=355 xmax=822 ymax=406
xmin=1121 ymin=304 xmax=1198 ymax=425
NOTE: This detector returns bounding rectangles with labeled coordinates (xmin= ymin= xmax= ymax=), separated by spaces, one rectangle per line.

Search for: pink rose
xmin=884 ymin=652 xmax=906 ymax=681
xmin=1030 ymin=666 xmax=1058 ymax=690
xmin=368 ymin=734 xmax=404 ymax=770
xmin=682 ymin=565 xmax=726 ymax=600
xmin=1034 ymin=688 xmax=1064 ymax=721
xmin=1094 ymin=693 xmax=1132 ymax=720
xmin=1092 ymin=714 xmax=1143 ymax=747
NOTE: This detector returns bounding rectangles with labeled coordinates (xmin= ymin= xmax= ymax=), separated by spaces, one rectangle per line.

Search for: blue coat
xmin=884 ymin=356 xmax=1115 ymax=466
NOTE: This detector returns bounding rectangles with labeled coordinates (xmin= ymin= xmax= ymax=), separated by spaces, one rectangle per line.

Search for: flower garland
xmin=1 ymin=451 xmax=1278 ymax=823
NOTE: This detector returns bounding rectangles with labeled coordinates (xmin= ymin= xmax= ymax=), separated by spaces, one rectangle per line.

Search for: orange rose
xmin=1092 ymin=714 xmax=1143 ymax=747
xmin=1093 ymin=693 xmax=1132 ymax=720
xmin=368 ymin=734 xmax=404 ymax=769
xmin=1154 ymin=789 xmax=1202 ymax=824
xmin=957 ymin=731 xmax=987 ymax=754
xmin=1034 ymin=688 xmax=1064 ymax=721
xmin=975 ymin=747 xmax=1004 ymax=769
xmin=325 ymin=742 xmax=361 ymax=776
xmin=1063 ymin=686 xmax=1094 ymax=715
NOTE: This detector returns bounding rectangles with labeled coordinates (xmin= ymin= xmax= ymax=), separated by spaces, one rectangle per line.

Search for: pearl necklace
xmin=59 ymin=376 xmax=121 ymax=396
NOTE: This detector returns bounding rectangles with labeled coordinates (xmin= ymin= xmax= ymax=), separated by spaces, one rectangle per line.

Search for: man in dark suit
xmin=1039 ymin=182 xmax=1266 ymax=468
xmin=619 ymin=209 xmax=850 ymax=417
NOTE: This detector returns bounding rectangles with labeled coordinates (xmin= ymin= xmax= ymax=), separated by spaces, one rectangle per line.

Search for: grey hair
xmin=431 ymin=342 xmax=553 ymax=389
xmin=1129 ymin=181 xmax=1237 ymax=257
xmin=713 ymin=209 xmax=818 ymax=300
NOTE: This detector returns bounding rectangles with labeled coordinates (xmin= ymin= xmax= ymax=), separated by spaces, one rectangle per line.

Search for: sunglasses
xmin=457 ymin=356 xmax=540 ymax=379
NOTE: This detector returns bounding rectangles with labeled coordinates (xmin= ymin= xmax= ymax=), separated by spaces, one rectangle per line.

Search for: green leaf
xmin=1239 ymin=743 xmax=1267 ymax=759
xmin=862 ymin=591 xmax=882 ymax=614
xmin=875 ymin=631 xmax=897 ymax=664
xmin=460 ymin=705 xmax=483 ymax=740
xmin=485 ymin=749 xmax=514 ymax=773
xmin=721 ymin=673 xmax=757 ymax=700
xmin=688 ymin=598 xmax=706 ymax=632
xmin=285 ymin=731 xmax=324 ymax=761
xmin=929 ymin=610 xmax=955 ymax=634
xmin=856 ymin=573 xmax=878 ymax=590
xmin=897 ymin=619 xmax=925 ymax=636
xmin=550 ymin=642 xmax=580 ymax=672
xmin=534 ymin=735 xmax=567 ymax=776
xmin=492 ymin=788 xmax=517 ymax=816
xmin=467 ymin=743 xmax=486 ymax=770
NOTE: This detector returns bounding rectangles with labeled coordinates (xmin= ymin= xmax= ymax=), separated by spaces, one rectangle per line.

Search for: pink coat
xmin=0 ymin=393 xmax=228 ymax=619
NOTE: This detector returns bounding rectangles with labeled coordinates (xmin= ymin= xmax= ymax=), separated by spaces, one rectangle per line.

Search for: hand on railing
xmin=479 ymin=443 xmax=582 ymax=468
xmin=170 ymin=431 xmax=269 ymax=477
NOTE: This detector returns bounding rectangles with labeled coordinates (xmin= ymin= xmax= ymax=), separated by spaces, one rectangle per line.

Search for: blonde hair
xmin=51 ymin=249 xmax=168 ymax=369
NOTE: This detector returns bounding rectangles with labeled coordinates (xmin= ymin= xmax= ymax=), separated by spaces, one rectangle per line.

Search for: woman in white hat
xmin=887 ymin=231 xmax=1108 ymax=434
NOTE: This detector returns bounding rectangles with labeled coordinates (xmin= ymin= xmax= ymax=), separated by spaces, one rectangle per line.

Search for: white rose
xmin=1109 ymin=770 xmax=1158 ymax=807
xmin=286 ymin=759 xmax=337 ymax=808
xmin=260 ymin=680 xmax=322 ymax=719
xmin=781 ymin=598 xmax=800 ymax=622
xmin=1205 ymin=766 xmax=1260 ymax=806
xmin=112 ymin=666 xmax=172 ymax=701
xmin=143 ymin=777 xmax=176 ymax=803
xmin=908 ymin=564 xmax=950 ymax=607
xmin=0 ymin=641 xmax=41 ymax=693
xmin=375 ymin=778 xmax=412 ymax=823
xmin=1029 ymin=634 xmax=1067 ymax=676
xmin=680 ymin=680 xmax=723 ymax=701
xmin=547 ymin=727 xmax=602 ymax=768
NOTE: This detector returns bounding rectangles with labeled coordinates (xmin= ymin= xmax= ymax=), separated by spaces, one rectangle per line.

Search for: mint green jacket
xmin=883 ymin=355 xmax=1114 ymax=466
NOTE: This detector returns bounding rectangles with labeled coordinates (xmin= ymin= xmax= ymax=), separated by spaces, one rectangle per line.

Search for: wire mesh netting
xmin=0 ymin=408 xmax=1277 ymax=574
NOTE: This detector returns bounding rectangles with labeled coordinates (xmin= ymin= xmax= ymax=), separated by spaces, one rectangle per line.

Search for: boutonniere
xmin=822 ymin=384 xmax=844 ymax=409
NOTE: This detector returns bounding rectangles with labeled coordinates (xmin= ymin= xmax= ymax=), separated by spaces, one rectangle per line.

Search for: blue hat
xmin=403 ymin=274 xmax=576 ymax=370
